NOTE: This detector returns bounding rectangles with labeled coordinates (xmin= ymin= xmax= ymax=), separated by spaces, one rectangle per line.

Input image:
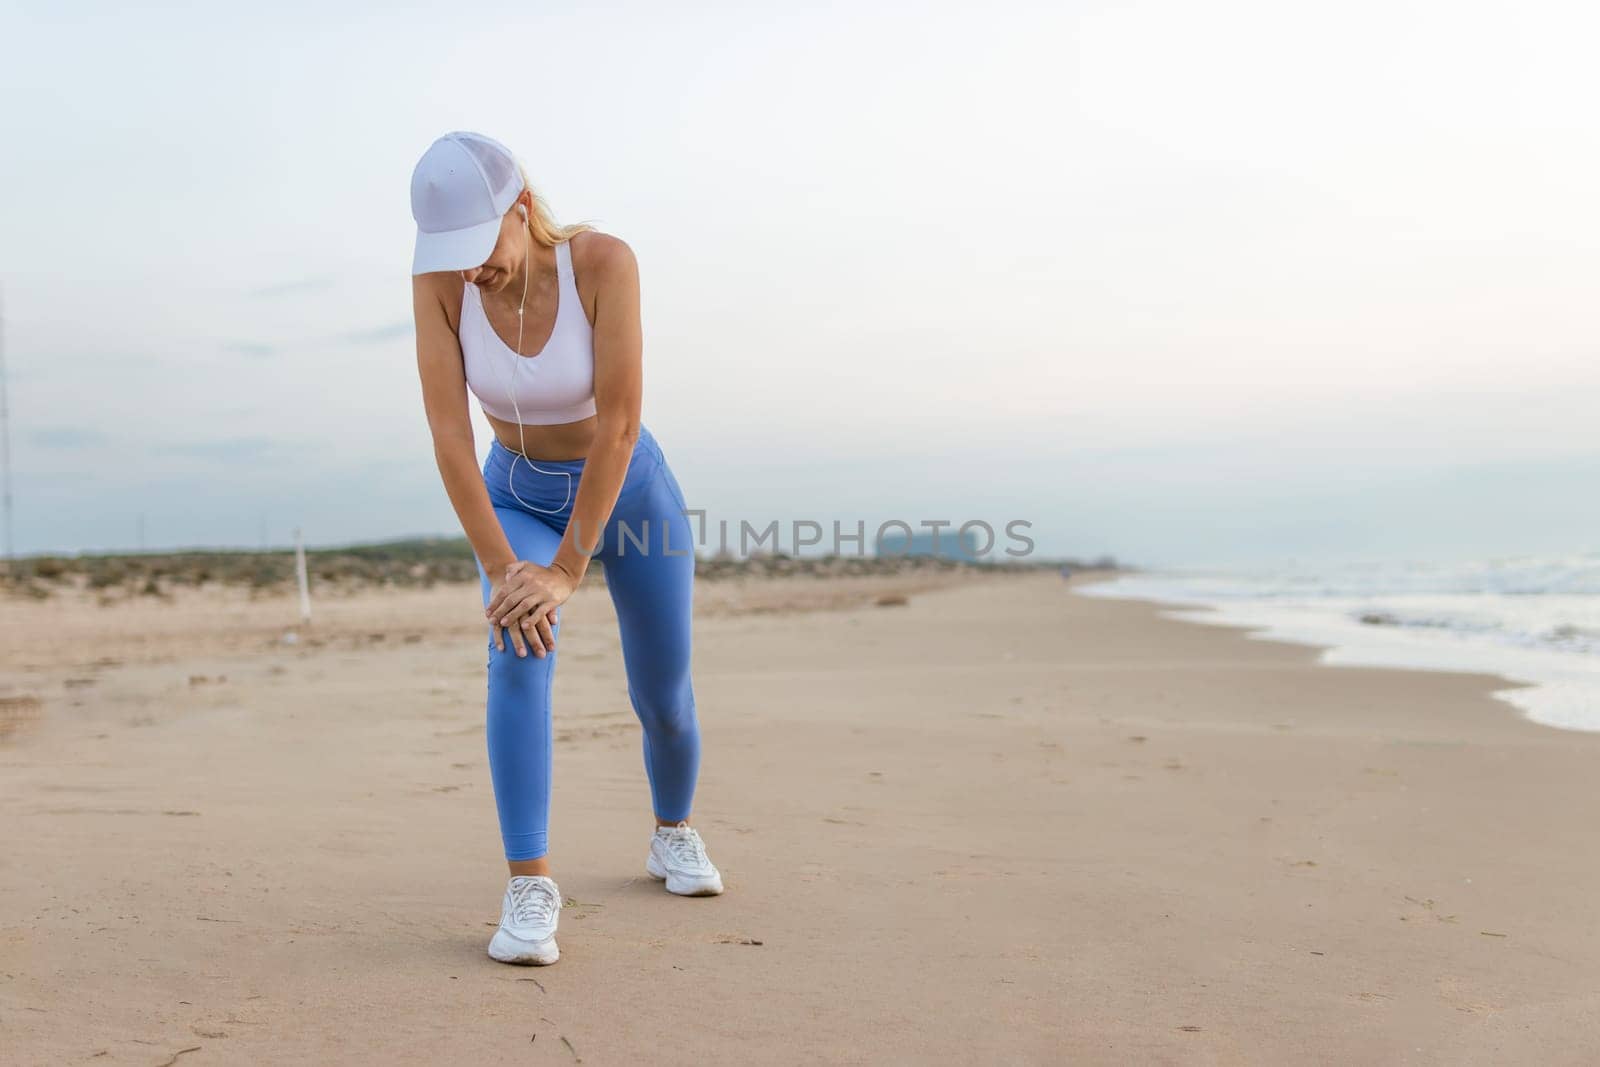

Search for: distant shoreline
xmin=1077 ymin=568 xmax=1600 ymax=734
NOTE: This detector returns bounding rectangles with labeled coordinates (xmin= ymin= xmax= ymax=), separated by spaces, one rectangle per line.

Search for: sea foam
xmin=1073 ymin=554 xmax=1600 ymax=732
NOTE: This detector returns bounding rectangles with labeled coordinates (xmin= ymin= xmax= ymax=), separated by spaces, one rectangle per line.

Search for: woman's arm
xmin=480 ymin=235 xmax=645 ymax=631
xmin=413 ymin=274 xmax=518 ymax=572
xmin=412 ymin=273 xmax=550 ymax=656
xmin=548 ymin=234 xmax=645 ymax=583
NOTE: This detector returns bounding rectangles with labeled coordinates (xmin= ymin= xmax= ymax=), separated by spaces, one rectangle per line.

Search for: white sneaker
xmin=646 ymin=821 xmax=724 ymax=896
xmin=487 ymin=874 xmax=561 ymax=965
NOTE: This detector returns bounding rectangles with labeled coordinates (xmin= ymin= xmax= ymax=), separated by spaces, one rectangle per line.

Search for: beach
xmin=4 ymin=567 xmax=1600 ymax=1064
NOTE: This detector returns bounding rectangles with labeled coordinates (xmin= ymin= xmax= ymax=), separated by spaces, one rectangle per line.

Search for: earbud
xmin=517 ymin=204 xmax=528 ymax=221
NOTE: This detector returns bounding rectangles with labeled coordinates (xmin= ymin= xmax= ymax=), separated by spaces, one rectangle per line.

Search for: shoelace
xmin=509 ymin=877 xmax=558 ymax=927
xmin=661 ymin=821 xmax=709 ymax=868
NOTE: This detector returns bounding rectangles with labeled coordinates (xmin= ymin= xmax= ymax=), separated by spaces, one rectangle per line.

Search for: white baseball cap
xmin=409 ymin=131 xmax=524 ymax=275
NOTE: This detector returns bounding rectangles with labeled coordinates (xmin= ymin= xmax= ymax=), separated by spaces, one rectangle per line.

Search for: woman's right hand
xmin=486 ymin=561 xmax=568 ymax=658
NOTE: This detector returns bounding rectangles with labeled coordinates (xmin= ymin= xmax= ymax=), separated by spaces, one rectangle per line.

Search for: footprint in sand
xmin=1400 ymin=895 xmax=1459 ymax=924
xmin=0 ymin=695 xmax=45 ymax=740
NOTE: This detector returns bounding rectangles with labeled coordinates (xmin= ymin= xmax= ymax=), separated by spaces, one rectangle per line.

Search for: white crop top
xmin=460 ymin=239 xmax=597 ymax=425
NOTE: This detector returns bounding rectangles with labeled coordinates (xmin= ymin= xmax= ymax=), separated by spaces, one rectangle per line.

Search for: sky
xmin=1 ymin=0 xmax=1596 ymax=569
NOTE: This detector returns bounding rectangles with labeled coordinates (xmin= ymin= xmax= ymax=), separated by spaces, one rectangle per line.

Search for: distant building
xmin=875 ymin=528 xmax=981 ymax=562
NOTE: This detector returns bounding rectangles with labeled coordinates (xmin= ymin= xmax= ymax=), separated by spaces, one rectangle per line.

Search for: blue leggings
xmin=474 ymin=424 xmax=699 ymax=861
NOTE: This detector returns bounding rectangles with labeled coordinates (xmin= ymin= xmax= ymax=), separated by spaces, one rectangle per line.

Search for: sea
xmin=1072 ymin=553 xmax=1600 ymax=732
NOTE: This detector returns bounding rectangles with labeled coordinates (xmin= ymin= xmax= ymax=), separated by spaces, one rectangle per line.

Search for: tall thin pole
xmin=0 ymin=284 xmax=13 ymax=577
xmin=294 ymin=526 xmax=311 ymax=623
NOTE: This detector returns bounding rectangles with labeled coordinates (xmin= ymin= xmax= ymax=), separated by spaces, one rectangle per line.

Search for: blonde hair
xmin=515 ymin=158 xmax=599 ymax=246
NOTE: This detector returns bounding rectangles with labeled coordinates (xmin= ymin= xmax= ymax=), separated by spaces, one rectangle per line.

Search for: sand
xmin=4 ymin=568 xmax=1600 ymax=1065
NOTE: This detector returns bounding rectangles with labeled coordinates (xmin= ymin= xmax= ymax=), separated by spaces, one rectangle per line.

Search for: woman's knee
xmin=630 ymin=674 xmax=697 ymax=737
xmin=486 ymin=636 xmax=558 ymax=689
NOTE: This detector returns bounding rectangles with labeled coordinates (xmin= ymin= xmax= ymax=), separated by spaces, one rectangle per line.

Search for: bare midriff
xmin=484 ymin=409 xmax=600 ymax=463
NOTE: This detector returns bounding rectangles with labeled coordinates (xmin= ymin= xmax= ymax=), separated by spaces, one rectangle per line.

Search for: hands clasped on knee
xmin=486 ymin=560 xmax=578 ymax=657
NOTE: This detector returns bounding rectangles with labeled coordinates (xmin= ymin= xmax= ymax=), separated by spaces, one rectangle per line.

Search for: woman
xmin=408 ymin=131 xmax=723 ymax=967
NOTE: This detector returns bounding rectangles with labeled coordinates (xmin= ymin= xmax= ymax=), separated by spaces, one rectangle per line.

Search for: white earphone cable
xmin=478 ymin=205 xmax=573 ymax=516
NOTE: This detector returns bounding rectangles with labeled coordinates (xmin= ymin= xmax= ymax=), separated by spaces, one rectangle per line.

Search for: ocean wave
xmin=1075 ymin=557 xmax=1600 ymax=732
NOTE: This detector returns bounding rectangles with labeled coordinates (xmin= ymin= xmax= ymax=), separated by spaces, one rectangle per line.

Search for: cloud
xmin=339 ymin=321 xmax=412 ymax=345
xmin=156 ymin=437 xmax=285 ymax=461
xmin=249 ymin=278 xmax=335 ymax=299
xmin=30 ymin=427 xmax=110 ymax=449
xmin=221 ymin=341 xmax=279 ymax=358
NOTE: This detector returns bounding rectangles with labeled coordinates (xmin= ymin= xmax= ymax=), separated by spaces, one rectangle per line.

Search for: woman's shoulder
xmin=570 ymin=228 xmax=635 ymax=272
xmin=569 ymin=230 xmax=639 ymax=312
xmin=413 ymin=268 xmax=467 ymax=334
